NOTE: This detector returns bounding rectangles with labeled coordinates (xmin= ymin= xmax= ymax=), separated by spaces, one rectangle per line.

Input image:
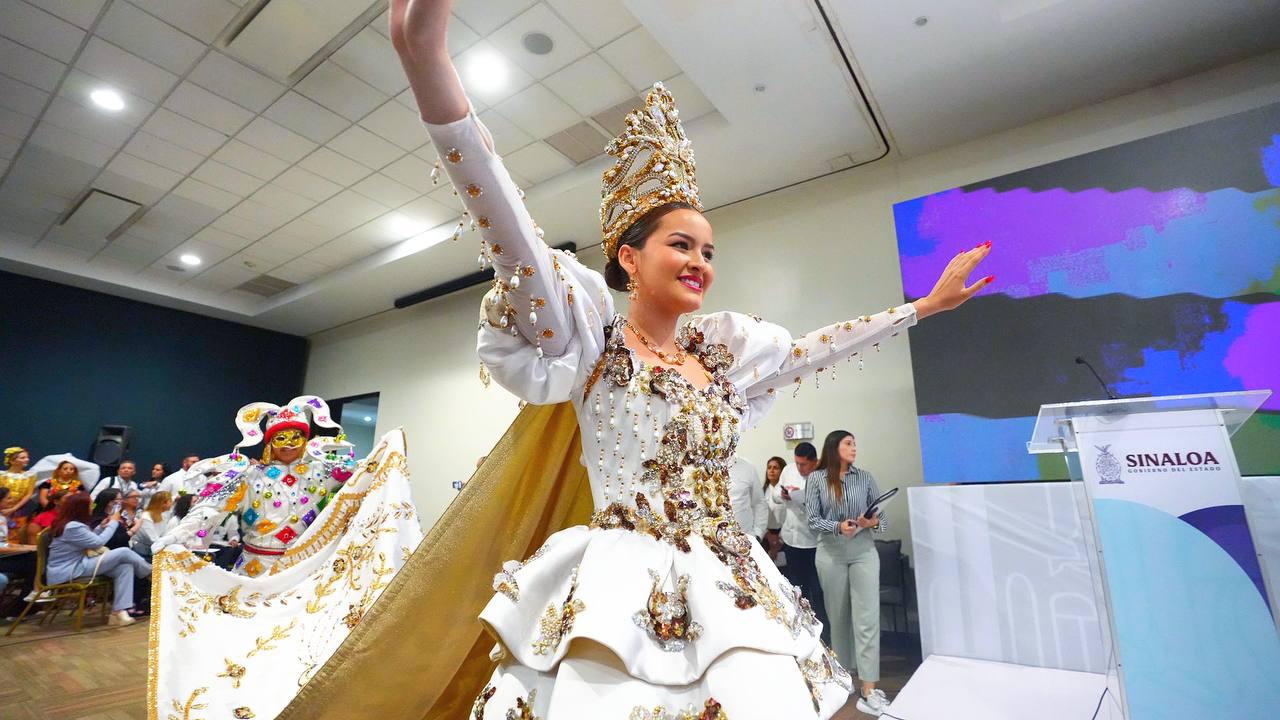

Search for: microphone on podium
xmin=1075 ymin=356 xmax=1118 ymax=400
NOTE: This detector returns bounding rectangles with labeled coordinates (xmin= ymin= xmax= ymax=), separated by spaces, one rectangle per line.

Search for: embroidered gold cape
xmin=277 ymin=401 xmax=591 ymax=720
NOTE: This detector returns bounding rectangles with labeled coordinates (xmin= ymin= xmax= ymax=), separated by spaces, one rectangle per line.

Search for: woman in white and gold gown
xmin=378 ymin=2 xmax=991 ymax=717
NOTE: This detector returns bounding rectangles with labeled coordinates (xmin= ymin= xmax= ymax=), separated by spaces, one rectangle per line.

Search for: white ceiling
xmin=1 ymin=0 xmax=1278 ymax=337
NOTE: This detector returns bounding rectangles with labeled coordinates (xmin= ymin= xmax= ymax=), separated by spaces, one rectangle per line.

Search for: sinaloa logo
xmin=1125 ymin=451 xmax=1221 ymax=467
xmin=1095 ymin=445 xmax=1123 ymax=484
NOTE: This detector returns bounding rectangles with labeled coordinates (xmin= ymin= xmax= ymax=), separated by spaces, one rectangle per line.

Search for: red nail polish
xmin=985 ymin=275 xmax=995 ymax=283
xmin=984 ymin=240 xmax=992 ymax=247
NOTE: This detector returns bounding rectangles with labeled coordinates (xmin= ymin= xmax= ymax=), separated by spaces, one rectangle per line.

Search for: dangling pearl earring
xmin=626 ymin=277 xmax=639 ymax=302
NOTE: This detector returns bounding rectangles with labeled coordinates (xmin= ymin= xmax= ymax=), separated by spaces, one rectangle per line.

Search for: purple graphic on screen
xmin=1179 ymin=505 xmax=1270 ymax=609
xmin=1264 ymin=134 xmax=1280 ymax=186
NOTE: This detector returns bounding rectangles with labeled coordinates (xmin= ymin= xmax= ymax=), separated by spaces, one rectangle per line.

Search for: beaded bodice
xmin=577 ymin=316 xmax=746 ymax=522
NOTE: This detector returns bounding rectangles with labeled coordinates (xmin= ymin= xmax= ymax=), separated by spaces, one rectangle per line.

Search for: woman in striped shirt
xmin=806 ymin=430 xmax=890 ymax=716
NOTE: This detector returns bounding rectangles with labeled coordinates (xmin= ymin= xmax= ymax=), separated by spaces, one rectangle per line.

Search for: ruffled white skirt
xmin=472 ymin=525 xmax=852 ymax=719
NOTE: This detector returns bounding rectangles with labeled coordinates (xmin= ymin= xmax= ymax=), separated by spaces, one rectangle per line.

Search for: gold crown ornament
xmin=599 ymin=82 xmax=703 ymax=260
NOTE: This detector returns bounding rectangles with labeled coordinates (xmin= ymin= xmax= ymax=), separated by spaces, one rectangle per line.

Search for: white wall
xmin=304 ymin=52 xmax=1280 ymax=553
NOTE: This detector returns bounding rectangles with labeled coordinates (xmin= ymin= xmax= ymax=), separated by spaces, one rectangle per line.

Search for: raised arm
xmin=388 ymin=0 xmax=468 ymax=125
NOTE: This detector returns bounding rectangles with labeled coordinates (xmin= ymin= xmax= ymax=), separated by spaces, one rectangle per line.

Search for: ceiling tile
xmin=188 ymin=52 xmax=285 ymax=112
xmin=28 ymin=0 xmax=106 ymax=30
xmin=446 ymin=14 xmax=480 ymax=57
xmin=3 ymin=145 xmax=98 ymax=198
xmin=359 ymin=99 xmax=427 ymax=151
xmin=546 ymin=0 xmax=637 ymax=48
xmin=226 ymin=198 xmax=293 ymax=230
xmin=172 ymin=177 xmax=240 ymax=212
xmin=380 ymin=154 xmax=436 ymax=194
xmin=236 ymin=116 xmax=317 ymax=163
xmin=351 ymin=173 xmax=418 ymax=208
xmin=95 ymin=241 xmax=162 ymax=268
xmin=210 ymin=212 xmax=269 ymax=241
xmin=0 ymin=135 xmax=20 ymax=160
xmin=0 ymin=0 xmax=84 ymax=63
xmin=0 ymin=74 xmax=50 ymax=117
xmin=270 ymin=255 xmax=330 ymax=284
xmin=331 ymin=27 xmax=408 ymax=97
xmin=454 ymin=41 xmax=534 ymax=107
xmin=185 ymin=261 xmax=257 ymax=290
xmin=453 ymin=0 xmax=535 ymax=35
xmin=210 ymin=139 xmax=288 ymax=181
xmin=0 ymin=107 xmax=36 ymax=139
xmin=495 ymin=83 xmax=579 ymax=139
xmin=42 ymin=96 xmax=135 ymax=149
xmin=163 ymin=81 xmax=254 ymax=135
xmin=598 ymin=27 xmax=681 ymax=92
xmin=272 ymin=166 xmax=341 ymax=203
xmin=427 ymin=184 xmax=464 ymax=213
xmin=259 ymin=225 xmax=325 ymax=253
xmin=490 ymin=3 xmax=591 ymax=80
xmin=94 ymin=167 xmax=171 ymax=205
xmin=105 ymin=152 xmax=184 ymax=192
xmin=191 ymin=159 xmax=264 ymax=196
xmin=75 ymin=37 xmax=178 ymax=102
xmin=327 ymin=124 xmax=402 ymax=170
xmin=124 ymin=131 xmax=203 ymax=175
xmin=544 ymin=53 xmax=633 ymax=117
xmin=149 ymin=193 xmax=222 ymax=228
xmin=96 ymin=1 xmax=204 ymax=75
xmin=127 ymin=0 xmax=238 ymax=44
xmin=27 ymin=122 xmax=115 ymax=166
xmin=661 ymin=73 xmax=714 ymax=121
xmin=276 ymin=217 xmax=335 ymax=246
xmin=264 ymin=91 xmax=349 ymax=144
xmin=474 ymin=109 xmax=534 ymax=155
xmin=300 ymin=189 xmax=388 ymax=235
xmin=163 ymin=237 xmax=236 ymax=269
xmin=0 ymin=35 xmax=66 ymax=91
xmin=143 ymin=107 xmax=228 ymax=155
xmin=397 ymin=194 xmax=456 ymax=229
xmin=190 ymin=225 xmax=254 ymax=251
xmin=295 ymin=61 xmax=388 ymax=122
xmin=503 ymin=141 xmax=573 ymax=184
xmin=298 ymin=147 xmax=372 ymax=186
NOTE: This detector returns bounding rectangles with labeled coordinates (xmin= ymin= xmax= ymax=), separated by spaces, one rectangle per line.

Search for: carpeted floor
xmin=0 ymin=610 xmax=920 ymax=719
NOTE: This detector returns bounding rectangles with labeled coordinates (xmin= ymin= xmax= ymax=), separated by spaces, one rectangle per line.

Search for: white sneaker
xmin=107 ymin=610 xmax=135 ymax=627
xmin=855 ymin=688 xmax=889 ymax=716
xmin=22 ymin=591 xmax=53 ymax=603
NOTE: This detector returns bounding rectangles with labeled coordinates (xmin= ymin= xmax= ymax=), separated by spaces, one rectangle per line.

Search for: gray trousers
xmin=816 ymin=532 xmax=880 ymax=681
xmin=91 ymin=548 xmax=152 ymax=611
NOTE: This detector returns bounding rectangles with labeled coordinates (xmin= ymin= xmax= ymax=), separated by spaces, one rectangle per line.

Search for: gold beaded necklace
xmin=623 ymin=317 xmax=688 ymax=366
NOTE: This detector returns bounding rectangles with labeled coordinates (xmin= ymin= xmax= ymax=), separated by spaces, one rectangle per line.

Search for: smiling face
xmin=9 ymin=450 xmax=29 ymax=471
xmin=618 ymin=208 xmax=715 ymax=315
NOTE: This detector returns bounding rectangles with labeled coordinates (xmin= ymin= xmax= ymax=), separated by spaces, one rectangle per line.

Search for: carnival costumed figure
xmin=157 ymin=396 xmax=358 ymax=577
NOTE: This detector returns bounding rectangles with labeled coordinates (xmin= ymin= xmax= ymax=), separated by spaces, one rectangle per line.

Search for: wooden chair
xmin=5 ymin=531 xmax=111 ymax=635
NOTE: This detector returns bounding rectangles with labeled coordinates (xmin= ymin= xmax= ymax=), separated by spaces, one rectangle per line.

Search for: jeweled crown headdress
xmin=600 ymin=82 xmax=702 ymax=261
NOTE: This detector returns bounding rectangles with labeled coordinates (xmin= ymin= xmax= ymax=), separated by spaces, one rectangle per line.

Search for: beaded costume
xmin=425 ymin=83 xmax=918 ymax=719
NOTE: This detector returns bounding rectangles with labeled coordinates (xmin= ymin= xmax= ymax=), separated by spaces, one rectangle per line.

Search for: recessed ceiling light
xmin=465 ymin=50 xmax=508 ymax=94
xmin=363 ymin=416 xmax=372 ymax=423
xmin=90 ymin=88 xmax=125 ymax=112
xmin=914 ymin=16 xmax=929 ymax=27
xmin=522 ymin=31 xmax=554 ymax=56
xmin=179 ymin=253 xmax=202 ymax=266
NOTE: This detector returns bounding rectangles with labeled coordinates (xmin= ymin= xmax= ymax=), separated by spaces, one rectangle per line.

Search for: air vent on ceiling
xmin=223 ymin=0 xmax=383 ymax=82
xmin=235 ymin=274 xmax=298 ymax=297
xmin=545 ymin=121 xmax=610 ymax=164
xmin=591 ymin=97 xmax=644 ymax=137
xmin=46 ymin=189 xmax=143 ymax=250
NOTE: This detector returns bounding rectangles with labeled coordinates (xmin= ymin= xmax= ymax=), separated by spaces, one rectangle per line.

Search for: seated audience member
xmin=165 ymin=494 xmax=194 ymax=536
xmin=88 ymin=460 xmax=141 ymax=500
xmin=131 ymin=492 xmax=172 ymax=561
xmin=22 ymin=489 xmax=69 ymax=544
xmin=90 ymin=490 xmax=132 ymax=550
xmin=46 ymin=493 xmax=151 ymax=625
xmin=47 ymin=460 xmax=83 ymax=495
xmin=158 ymin=455 xmax=201 ymax=497
xmin=2 ymin=447 xmax=37 ymax=541
xmin=141 ymin=462 xmax=168 ymax=499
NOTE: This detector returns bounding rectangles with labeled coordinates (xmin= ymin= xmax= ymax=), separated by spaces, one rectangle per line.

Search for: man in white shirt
xmin=88 ymin=460 xmax=141 ymax=500
xmin=767 ymin=442 xmax=829 ymax=639
xmin=728 ymin=457 xmax=768 ymax=542
xmin=157 ymin=454 xmax=200 ymax=497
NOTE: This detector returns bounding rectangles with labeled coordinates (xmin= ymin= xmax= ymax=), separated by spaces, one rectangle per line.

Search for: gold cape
xmin=276 ymin=401 xmax=591 ymax=720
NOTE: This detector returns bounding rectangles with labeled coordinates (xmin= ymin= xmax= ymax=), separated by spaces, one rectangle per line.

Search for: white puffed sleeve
xmin=426 ymin=109 xmax=616 ymax=405
xmin=691 ymin=304 xmax=918 ymax=427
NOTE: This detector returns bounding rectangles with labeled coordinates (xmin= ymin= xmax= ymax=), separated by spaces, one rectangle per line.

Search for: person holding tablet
xmin=805 ymin=430 xmax=890 ymax=717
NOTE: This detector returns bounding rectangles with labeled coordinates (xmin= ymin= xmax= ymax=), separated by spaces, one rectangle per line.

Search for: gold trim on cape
xmin=275 ymin=401 xmax=592 ymax=720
